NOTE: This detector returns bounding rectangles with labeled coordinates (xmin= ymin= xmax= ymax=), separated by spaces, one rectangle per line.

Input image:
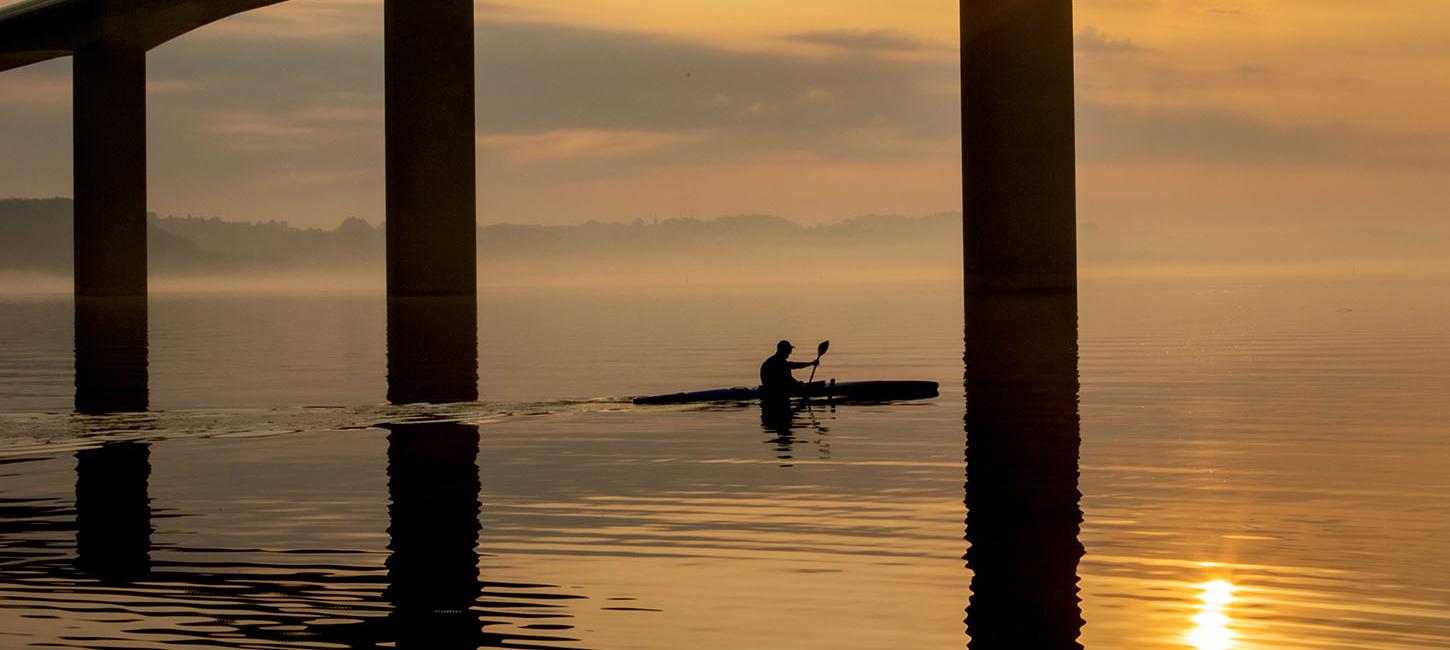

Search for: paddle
xmin=807 ymin=340 xmax=829 ymax=384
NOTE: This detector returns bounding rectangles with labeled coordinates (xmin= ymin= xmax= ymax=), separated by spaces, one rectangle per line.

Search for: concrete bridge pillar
xmin=962 ymin=0 xmax=1076 ymax=294
xmin=73 ymin=37 xmax=149 ymax=414
xmin=384 ymin=0 xmax=476 ymax=297
xmin=383 ymin=0 xmax=478 ymax=403
xmin=73 ymin=38 xmax=147 ymax=299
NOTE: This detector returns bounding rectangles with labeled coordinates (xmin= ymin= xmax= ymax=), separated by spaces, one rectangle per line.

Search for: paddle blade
xmin=807 ymin=340 xmax=828 ymax=384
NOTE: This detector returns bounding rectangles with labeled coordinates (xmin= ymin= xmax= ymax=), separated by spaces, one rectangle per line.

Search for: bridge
xmin=0 ymin=0 xmax=1075 ymax=411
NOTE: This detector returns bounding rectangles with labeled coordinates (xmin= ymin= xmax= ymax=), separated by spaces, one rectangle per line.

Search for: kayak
xmin=632 ymin=380 xmax=939 ymax=405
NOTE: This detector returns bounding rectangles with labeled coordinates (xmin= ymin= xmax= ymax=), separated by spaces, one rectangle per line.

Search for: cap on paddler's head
xmin=776 ymin=339 xmax=793 ymax=353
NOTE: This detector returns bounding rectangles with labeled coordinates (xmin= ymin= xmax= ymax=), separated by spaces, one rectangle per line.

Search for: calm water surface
xmin=0 ymin=278 xmax=1448 ymax=649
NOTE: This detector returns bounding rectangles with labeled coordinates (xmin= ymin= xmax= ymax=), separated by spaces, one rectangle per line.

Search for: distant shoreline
xmin=4 ymin=197 xmax=1448 ymax=292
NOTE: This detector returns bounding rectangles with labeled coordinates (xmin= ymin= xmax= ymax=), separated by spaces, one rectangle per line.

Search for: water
xmin=1 ymin=278 xmax=1448 ymax=649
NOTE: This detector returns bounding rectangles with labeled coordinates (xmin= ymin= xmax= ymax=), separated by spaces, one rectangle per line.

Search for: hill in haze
xmin=5 ymin=197 xmax=1446 ymax=290
xmin=0 ymin=198 xmax=964 ymax=287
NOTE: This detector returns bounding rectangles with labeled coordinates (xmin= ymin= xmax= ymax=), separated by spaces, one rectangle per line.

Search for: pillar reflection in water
xmin=74 ymin=441 xmax=151 ymax=580
xmin=384 ymin=422 xmax=482 ymax=647
xmin=386 ymin=295 xmax=478 ymax=404
xmin=75 ymin=296 xmax=148 ymax=414
xmin=964 ymin=291 xmax=1084 ymax=649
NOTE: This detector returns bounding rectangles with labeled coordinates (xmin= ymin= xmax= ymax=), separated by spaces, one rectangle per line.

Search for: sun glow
xmin=1187 ymin=580 xmax=1237 ymax=650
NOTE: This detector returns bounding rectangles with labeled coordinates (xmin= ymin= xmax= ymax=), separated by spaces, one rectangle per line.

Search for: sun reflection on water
xmin=1187 ymin=580 xmax=1237 ymax=650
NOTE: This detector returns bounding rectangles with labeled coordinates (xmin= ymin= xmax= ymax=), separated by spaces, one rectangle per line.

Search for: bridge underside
xmin=0 ymin=0 xmax=288 ymax=72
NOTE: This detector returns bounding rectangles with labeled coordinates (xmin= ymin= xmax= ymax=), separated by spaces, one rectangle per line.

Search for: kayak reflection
xmin=759 ymin=396 xmax=832 ymax=467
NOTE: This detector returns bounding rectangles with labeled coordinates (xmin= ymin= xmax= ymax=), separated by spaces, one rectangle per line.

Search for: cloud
xmin=198 ymin=104 xmax=381 ymax=151
xmin=476 ymin=129 xmax=711 ymax=164
xmin=141 ymin=17 xmax=961 ymax=139
xmin=1078 ymin=102 xmax=1450 ymax=168
xmin=202 ymin=0 xmax=534 ymax=37
xmin=785 ymin=29 xmax=927 ymax=52
xmin=0 ymin=60 xmax=70 ymax=107
xmin=0 ymin=14 xmax=961 ymax=223
xmin=146 ymin=78 xmax=199 ymax=95
xmin=141 ymin=18 xmax=960 ymax=162
xmin=198 ymin=0 xmax=381 ymax=38
xmin=1075 ymin=27 xmax=1147 ymax=54
xmin=472 ymin=21 xmax=956 ymax=141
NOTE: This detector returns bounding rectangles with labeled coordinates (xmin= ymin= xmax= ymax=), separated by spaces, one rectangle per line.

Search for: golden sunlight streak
xmin=1187 ymin=579 xmax=1237 ymax=650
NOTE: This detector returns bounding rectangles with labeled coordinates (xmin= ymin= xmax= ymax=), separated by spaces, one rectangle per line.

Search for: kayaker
xmin=759 ymin=340 xmax=818 ymax=399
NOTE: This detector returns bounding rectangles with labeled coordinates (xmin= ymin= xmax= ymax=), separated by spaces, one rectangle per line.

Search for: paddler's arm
xmin=787 ymin=360 xmax=819 ymax=369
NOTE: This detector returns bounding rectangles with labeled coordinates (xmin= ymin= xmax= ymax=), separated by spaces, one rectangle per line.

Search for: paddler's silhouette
xmin=759 ymin=340 xmax=819 ymax=402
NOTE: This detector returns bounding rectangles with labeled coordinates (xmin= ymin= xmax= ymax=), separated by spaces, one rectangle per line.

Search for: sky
xmin=2 ymin=0 xmax=1450 ymax=246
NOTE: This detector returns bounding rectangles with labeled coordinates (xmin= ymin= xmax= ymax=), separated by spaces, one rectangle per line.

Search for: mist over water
xmin=0 ymin=276 xmax=1448 ymax=648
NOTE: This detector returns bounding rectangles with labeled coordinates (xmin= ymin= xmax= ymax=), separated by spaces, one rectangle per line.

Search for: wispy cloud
xmin=470 ymin=21 xmax=957 ymax=143
xmin=199 ymin=0 xmax=381 ymax=37
xmin=785 ymin=29 xmax=927 ymax=53
xmin=0 ymin=63 xmax=69 ymax=107
xmin=1079 ymin=102 xmax=1450 ymax=168
xmin=477 ymin=129 xmax=711 ymax=164
xmin=1075 ymin=27 xmax=1147 ymax=54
